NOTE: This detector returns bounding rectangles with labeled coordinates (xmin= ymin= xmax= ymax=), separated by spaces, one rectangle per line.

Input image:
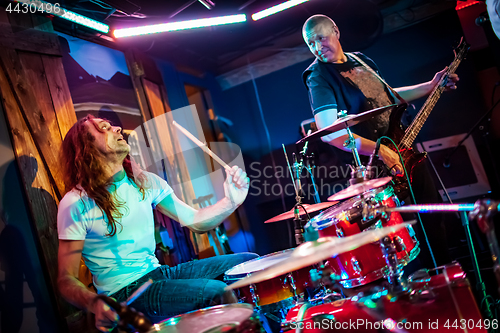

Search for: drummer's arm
xmin=314 ymin=109 xmax=402 ymax=172
xmin=156 ymin=166 xmax=249 ymax=233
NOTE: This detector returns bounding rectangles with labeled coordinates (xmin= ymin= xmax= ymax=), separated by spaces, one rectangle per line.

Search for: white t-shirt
xmin=57 ymin=171 xmax=173 ymax=295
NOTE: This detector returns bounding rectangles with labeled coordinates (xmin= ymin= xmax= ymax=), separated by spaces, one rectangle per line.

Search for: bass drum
xmin=149 ymin=304 xmax=262 ymax=333
xmin=283 ymin=262 xmax=487 ymax=333
xmin=306 ymin=185 xmax=419 ymax=288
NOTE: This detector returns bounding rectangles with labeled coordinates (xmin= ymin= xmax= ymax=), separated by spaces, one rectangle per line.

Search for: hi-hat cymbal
xmin=225 ymin=222 xmax=411 ymax=290
xmin=265 ymin=202 xmax=338 ymax=223
xmin=296 ymin=104 xmax=399 ymax=145
xmin=327 ymin=177 xmax=392 ymax=202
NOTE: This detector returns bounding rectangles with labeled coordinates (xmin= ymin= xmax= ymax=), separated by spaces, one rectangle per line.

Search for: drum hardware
xmin=225 ymin=223 xmax=411 ymax=291
xmin=309 ymin=187 xmax=419 ymax=289
xmin=264 ymin=202 xmax=337 ymax=224
xmin=380 ymin=236 xmax=407 ymax=294
xmin=367 ymin=199 xmax=500 ymax=319
xmin=248 ymin=282 xmax=260 ymax=305
xmin=284 ymin=263 xmax=487 ymax=333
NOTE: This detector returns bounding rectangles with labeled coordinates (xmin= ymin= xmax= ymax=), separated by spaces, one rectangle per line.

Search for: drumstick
xmin=172 ymin=121 xmax=231 ymax=171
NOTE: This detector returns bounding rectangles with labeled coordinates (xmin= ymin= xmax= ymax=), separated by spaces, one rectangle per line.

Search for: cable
xmin=379 ymin=136 xmax=438 ymax=269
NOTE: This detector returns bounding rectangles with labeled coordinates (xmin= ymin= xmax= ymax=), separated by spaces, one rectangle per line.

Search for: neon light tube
xmin=114 ymin=14 xmax=246 ymax=38
xmin=15 ymin=0 xmax=109 ymax=33
xmin=252 ymin=0 xmax=309 ymax=21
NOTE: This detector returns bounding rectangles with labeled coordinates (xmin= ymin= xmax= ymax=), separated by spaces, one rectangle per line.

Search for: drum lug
xmin=249 ymin=283 xmax=260 ymax=304
xmin=286 ymin=273 xmax=297 ymax=295
xmin=336 ymin=226 xmax=344 ymax=238
xmin=407 ymin=225 xmax=418 ymax=242
xmin=351 ymin=257 xmax=362 ymax=274
xmin=394 ymin=236 xmax=406 ymax=252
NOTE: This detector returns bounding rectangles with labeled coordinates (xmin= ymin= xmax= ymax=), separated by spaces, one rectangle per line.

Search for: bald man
xmin=302 ymin=15 xmax=458 ymax=172
xmin=301 ymin=15 xmax=458 ymax=267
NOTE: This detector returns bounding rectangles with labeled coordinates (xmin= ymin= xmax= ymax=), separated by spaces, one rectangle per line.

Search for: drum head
xmin=150 ymin=304 xmax=254 ymax=333
xmin=224 ymin=249 xmax=294 ymax=279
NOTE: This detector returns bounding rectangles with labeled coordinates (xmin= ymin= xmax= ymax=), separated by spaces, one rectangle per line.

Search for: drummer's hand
xmin=89 ymin=296 xmax=119 ymax=332
xmin=379 ymin=145 xmax=403 ymax=176
xmin=224 ymin=166 xmax=250 ymax=207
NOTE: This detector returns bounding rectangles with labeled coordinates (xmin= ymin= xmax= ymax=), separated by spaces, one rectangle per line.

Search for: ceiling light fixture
xmin=15 ymin=0 xmax=109 ymax=33
xmin=113 ymin=14 xmax=247 ymax=38
xmin=198 ymin=0 xmax=215 ymax=10
xmin=251 ymin=0 xmax=309 ymax=21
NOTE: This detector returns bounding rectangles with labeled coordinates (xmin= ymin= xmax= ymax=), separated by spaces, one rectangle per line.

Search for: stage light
xmin=198 ymin=0 xmax=214 ymax=10
xmin=251 ymin=0 xmax=309 ymax=21
xmin=113 ymin=14 xmax=246 ymax=38
xmin=15 ymin=0 xmax=109 ymax=33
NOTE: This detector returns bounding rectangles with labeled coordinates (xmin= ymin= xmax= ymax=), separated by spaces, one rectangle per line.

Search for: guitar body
xmin=381 ymin=104 xmax=427 ymax=200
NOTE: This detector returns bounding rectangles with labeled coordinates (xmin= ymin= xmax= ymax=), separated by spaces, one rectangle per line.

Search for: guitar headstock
xmin=453 ymin=37 xmax=470 ymax=59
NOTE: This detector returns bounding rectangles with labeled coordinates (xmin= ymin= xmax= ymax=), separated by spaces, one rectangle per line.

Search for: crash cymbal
xmin=225 ymin=222 xmax=411 ymax=290
xmin=327 ymin=177 xmax=392 ymax=202
xmin=265 ymin=202 xmax=338 ymax=223
xmin=296 ymin=104 xmax=399 ymax=145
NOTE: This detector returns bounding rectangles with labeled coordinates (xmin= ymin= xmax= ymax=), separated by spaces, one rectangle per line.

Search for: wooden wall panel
xmin=0 ymin=48 xmax=65 ymax=198
xmin=0 ymin=10 xmax=83 ymax=332
xmin=42 ymin=56 xmax=77 ymax=138
xmin=0 ymin=60 xmax=64 ymax=323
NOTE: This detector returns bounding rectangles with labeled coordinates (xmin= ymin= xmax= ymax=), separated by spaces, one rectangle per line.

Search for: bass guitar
xmin=382 ymin=38 xmax=470 ymax=199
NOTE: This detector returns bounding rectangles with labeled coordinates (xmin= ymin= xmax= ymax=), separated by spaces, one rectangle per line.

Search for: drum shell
xmin=284 ymin=263 xmax=486 ymax=333
xmin=224 ymin=250 xmax=313 ymax=307
xmin=309 ymin=186 xmax=419 ymax=287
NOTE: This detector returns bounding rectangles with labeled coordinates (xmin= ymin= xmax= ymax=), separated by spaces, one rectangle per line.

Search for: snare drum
xmin=306 ymin=185 xmax=419 ymax=288
xmin=283 ymin=262 xmax=486 ymax=333
xmin=224 ymin=249 xmax=312 ymax=311
xmin=149 ymin=304 xmax=262 ymax=333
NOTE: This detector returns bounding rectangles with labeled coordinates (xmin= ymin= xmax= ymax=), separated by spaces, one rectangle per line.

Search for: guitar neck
xmin=399 ymin=42 xmax=468 ymax=149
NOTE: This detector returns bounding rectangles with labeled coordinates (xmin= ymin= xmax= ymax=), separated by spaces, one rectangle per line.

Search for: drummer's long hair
xmin=61 ymin=115 xmax=147 ymax=236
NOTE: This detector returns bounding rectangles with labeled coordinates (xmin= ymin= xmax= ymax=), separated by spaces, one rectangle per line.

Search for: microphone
xmin=365 ymin=138 xmax=382 ymax=180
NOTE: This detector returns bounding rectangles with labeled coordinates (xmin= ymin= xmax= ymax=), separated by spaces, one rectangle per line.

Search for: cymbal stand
xmin=299 ymin=140 xmax=321 ymax=204
xmin=283 ymin=145 xmax=307 ymax=245
xmin=338 ymin=111 xmax=367 ymax=185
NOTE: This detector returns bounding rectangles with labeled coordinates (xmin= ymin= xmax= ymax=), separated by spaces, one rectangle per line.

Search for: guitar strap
xmin=347 ymin=52 xmax=407 ymax=105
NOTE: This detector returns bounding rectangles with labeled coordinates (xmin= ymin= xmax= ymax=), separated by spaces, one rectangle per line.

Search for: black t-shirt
xmin=305 ymin=53 xmax=395 ymax=142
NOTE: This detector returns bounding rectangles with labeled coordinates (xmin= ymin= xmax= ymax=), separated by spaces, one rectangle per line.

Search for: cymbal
xmin=327 ymin=176 xmax=392 ymax=201
xmin=265 ymin=202 xmax=338 ymax=223
xmin=225 ymin=222 xmax=411 ymax=290
xmin=296 ymin=104 xmax=399 ymax=145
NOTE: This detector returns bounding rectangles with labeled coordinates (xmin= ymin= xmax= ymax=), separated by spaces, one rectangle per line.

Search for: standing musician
xmin=57 ymin=115 xmax=257 ymax=332
xmin=301 ymin=14 xmax=459 ymax=267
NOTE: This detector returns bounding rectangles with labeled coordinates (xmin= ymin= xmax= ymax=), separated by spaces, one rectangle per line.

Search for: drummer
xmin=56 ymin=115 xmax=258 ymax=332
xmin=301 ymin=15 xmax=457 ymax=267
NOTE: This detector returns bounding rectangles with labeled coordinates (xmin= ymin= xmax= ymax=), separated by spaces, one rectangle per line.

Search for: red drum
xmin=306 ymin=185 xmax=419 ymax=288
xmin=224 ymin=250 xmax=312 ymax=311
xmin=150 ymin=304 xmax=262 ymax=333
xmin=283 ymin=262 xmax=488 ymax=333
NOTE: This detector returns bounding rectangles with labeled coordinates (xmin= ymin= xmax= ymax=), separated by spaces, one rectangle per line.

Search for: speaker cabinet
xmin=418 ymin=134 xmax=491 ymax=201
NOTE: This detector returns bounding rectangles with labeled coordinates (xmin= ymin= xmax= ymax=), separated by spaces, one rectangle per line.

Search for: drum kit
xmin=108 ymin=107 xmax=500 ymax=332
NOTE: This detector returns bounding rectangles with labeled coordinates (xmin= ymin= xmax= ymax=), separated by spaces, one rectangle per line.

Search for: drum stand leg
xmin=380 ymin=236 xmax=407 ymax=293
xmin=462 ymin=210 xmax=494 ymax=319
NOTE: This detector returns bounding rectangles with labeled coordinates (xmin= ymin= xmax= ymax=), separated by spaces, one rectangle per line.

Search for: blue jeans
xmin=110 ymin=253 xmax=258 ymax=323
